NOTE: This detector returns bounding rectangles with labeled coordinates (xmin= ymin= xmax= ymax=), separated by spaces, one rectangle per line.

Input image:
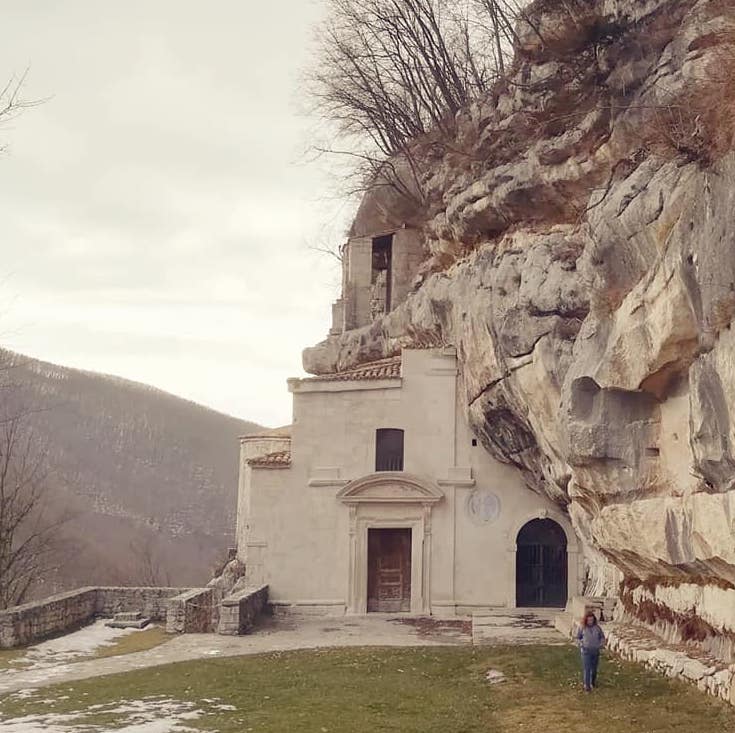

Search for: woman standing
xmin=576 ymin=612 xmax=606 ymax=692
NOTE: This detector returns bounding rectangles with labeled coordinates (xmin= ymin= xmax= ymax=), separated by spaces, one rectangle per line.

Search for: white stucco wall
xmin=237 ymin=348 xmax=580 ymax=614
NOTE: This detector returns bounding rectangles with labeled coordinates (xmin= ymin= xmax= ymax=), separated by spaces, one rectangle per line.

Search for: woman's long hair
xmin=581 ymin=611 xmax=598 ymax=627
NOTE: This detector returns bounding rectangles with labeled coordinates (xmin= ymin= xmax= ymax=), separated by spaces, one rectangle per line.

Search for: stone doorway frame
xmin=506 ymin=510 xmax=580 ymax=608
xmin=337 ymin=472 xmax=444 ymax=615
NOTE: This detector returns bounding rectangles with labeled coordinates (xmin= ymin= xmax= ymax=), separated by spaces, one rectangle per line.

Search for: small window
xmin=375 ymin=429 xmax=404 ymax=471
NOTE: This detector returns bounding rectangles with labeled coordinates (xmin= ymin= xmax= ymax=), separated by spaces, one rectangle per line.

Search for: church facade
xmin=236 ymin=226 xmax=581 ymax=615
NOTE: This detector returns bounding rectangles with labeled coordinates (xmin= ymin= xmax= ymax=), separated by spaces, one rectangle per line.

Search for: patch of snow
xmin=0 ymin=697 xmax=206 ymax=733
xmin=0 ymin=620 xmax=143 ymax=690
xmin=7 ymin=688 xmax=37 ymax=700
xmin=485 ymin=669 xmax=506 ymax=684
xmin=25 ymin=620 xmax=140 ymax=664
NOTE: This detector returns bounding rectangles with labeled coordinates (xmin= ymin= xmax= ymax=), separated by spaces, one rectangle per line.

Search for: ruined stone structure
xmin=329 ymin=227 xmax=425 ymax=335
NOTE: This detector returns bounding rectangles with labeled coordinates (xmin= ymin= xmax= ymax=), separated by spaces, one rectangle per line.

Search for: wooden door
xmin=367 ymin=528 xmax=411 ymax=612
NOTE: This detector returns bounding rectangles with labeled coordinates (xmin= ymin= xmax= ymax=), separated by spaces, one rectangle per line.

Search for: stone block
xmin=569 ymin=596 xmax=604 ymax=620
xmin=106 ymin=615 xmax=150 ymax=629
xmin=681 ymin=659 xmax=709 ymax=681
xmin=165 ymin=588 xmax=214 ymax=634
xmin=113 ymin=611 xmax=143 ymax=621
xmin=217 ymin=585 xmax=268 ymax=636
xmin=553 ymin=611 xmax=575 ymax=638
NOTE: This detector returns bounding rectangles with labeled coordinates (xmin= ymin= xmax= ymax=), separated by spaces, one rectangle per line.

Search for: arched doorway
xmin=516 ymin=518 xmax=567 ymax=607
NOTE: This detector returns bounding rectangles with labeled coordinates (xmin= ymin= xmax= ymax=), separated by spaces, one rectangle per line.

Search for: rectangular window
xmin=375 ymin=428 xmax=404 ymax=471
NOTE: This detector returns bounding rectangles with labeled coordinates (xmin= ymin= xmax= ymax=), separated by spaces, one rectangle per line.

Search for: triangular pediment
xmin=337 ymin=472 xmax=444 ymax=505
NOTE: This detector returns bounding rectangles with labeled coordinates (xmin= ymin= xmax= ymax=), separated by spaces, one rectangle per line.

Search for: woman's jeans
xmin=581 ymin=649 xmax=600 ymax=688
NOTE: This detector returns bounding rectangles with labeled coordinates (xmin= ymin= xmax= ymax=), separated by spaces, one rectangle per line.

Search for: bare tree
xmin=0 ymin=382 xmax=64 ymax=609
xmin=0 ymin=68 xmax=57 ymax=607
xmin=129 ymin=535 xmax=171 ymax=587
xmin=310 ymin=0 xmax=519 ymax=155
xmin=306 ymin=0 xmax=524 ymax=206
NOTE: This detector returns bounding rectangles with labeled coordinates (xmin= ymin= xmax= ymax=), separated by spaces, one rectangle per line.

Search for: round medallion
xmin=466 ymin=489 xmax=501 ymax=525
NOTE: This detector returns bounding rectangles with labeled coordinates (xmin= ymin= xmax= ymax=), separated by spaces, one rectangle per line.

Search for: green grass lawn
xmin=0 ymin=649 xmax=24 ymax=672
xmin=1 ymin=645 xmax=733 ymax=732
xmin=93 ymin=625 xmax=171 ymax=659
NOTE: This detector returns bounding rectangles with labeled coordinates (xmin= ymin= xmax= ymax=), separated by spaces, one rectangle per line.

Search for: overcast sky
xmin=0 ymin=0 xmax=348 ymax=428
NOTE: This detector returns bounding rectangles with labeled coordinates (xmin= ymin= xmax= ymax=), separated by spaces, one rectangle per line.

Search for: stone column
xmin=422 ymin=503 xmax=433 ymax=615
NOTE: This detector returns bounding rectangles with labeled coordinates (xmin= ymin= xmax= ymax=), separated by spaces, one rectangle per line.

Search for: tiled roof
xmin=247 ymin=450 xmax=292 ymax=468
xmin=308 ymin=356 xmax=402 ymax=382
xmin=242 ymin=425 xmax=292 ymax=439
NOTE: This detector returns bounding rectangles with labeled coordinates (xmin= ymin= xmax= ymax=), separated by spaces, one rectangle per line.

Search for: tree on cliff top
xmin=306 ymin=0 xmax=524 ymax=208
xmin=308 ymin=0 xmax=523 ymax=159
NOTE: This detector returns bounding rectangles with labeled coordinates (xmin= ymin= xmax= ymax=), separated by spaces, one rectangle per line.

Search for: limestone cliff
xmin=304 ymin=0 xmax=735 ymax=657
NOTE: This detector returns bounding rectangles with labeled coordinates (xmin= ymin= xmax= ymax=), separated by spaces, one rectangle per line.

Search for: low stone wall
xmin=165 ymin=589 xmax=214 ymax=633
xmin=0 ymin=586 xmax=189 ymax=649
xmin=96 ymin=587 xmax=186 ymax=621
xmin=0 ymin=587 xmax=98 ymax=649
xmin=607 ymin=622 xmax=735 ymax=707
xmin=1 ymin=583 xmax=267 ymax=648
xmin=218 ymin=585 xmax=268 ymax=635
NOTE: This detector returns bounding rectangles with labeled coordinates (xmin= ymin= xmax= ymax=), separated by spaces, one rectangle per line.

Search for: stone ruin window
xmin=375 ymin=428 xmax=404 ymax=472
xmin=370 ymin=234 xmax=393 ymax=320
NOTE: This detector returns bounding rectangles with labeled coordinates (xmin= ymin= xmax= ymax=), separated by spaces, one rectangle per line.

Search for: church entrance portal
xmin=516 ymin=518 xmax=567 ymax=607
xmin=367 ymin=528 xmax=411 ymax=612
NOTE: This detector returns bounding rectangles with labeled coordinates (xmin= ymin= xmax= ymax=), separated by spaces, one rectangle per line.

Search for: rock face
xmin=304 ymin=0 xmax=735 ymax=658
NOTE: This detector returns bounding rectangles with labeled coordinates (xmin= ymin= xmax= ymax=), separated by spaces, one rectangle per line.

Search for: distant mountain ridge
xmin=0 ymin=348 xmax=262 ymax=597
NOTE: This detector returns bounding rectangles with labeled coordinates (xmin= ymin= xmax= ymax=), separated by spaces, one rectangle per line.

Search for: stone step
xmin=106 ymin=616 xmax=150 ymax=629
xmin=113 ymin=611 xmax=143 ymax=622
xmin=553 ymin=611 xmax=575 ymax=639
xmin=569 ymin=596 xmax=617 ymax=622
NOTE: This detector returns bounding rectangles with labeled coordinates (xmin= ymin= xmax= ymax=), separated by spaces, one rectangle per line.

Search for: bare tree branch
xmin=128 ymin=535 xmax=171 ymax=587
xmin=0 ymin=358 xmax=69 ymax=609
xmin=303 ymin=0 xmax=524 ymax=221
xmin=0 ymin=69 xmax=45 ymax=155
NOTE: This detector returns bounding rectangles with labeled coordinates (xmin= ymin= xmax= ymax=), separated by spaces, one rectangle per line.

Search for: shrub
xmin=644 ymin=32 xmax=735 ymax=166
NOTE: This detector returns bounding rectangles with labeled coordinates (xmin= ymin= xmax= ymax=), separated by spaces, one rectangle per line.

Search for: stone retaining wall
xmin=0 ymin=586 xmax=189 ymax=649
xmin=165 ymin=589 xmax=214 ymax=634
xmin=218 ymin=585 xmax=268 ymax=635
xmin=96 ymin=587 xmax=185 ymax=621
xmin=607 ymin=622 xmax=735 ymax=707
xmin=0 ymin=587 xmax=98 ymax=649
